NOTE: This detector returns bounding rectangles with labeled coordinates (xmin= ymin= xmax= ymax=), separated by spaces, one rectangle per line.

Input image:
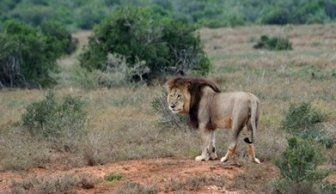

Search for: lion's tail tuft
xmin=244 ymin=137 xmax=253 ymax=144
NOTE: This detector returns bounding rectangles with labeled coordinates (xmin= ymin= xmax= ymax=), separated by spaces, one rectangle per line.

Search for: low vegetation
xmin=253 ymin=35 xmax=293 ymax=51
xmin=22 ymin=92 xmax=87 ymax=144
xmin=164 ymin=176 xmax=226 ymax=192
xmin=10 ymin=173 xmax=96 ymax=194
xmin=104 ymin=173 xmax=122 ymax=183
xmin=117 ymin=182 xmax=159 ymax=194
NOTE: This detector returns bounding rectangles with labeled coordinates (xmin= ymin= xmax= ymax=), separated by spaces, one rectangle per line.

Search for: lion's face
xmin=167 ymin=87 xmax=189 ymax=114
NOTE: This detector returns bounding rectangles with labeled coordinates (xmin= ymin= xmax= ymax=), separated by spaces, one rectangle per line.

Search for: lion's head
xmin=166 ymin=78 xmax=191 ymax=114
xmin=166 ymin=77 xmax=221 ymax=116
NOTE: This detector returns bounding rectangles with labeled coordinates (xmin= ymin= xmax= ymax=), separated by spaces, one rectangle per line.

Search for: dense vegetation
xmin=1 ymin=0 xmax=336 ymax=31
xmin=0 ymin=20 xmax=76 ymax=88
xmin=80 ymin=7 xmax=210 ymax=83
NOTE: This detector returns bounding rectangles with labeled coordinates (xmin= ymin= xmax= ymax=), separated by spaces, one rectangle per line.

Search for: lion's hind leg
xmin=246 ymin=143 xmax=261 ymax=164
xmin=220 ymin=124 xmax=243 ymax=163
xmin=220 ymin=114 xmax=246 ymax=163
xmin=245 ymin=121 xmax=261 ymax=164
xmin=220 ymin=143 xmax=237 ymax=163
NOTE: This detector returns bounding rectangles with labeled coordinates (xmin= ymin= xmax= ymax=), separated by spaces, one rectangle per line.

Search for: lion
xmin=166 ymin=77 xmax=261 ymax=164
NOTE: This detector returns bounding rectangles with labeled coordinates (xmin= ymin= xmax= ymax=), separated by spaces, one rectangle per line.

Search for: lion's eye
xmin=177 ymin=94 xmax=181 ymax=98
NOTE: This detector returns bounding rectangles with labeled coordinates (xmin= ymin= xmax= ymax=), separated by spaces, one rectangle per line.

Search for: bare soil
xmin=0 ymin=158 xmax=278 ymax=193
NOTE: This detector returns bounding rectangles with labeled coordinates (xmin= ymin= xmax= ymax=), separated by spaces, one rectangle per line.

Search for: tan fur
xmin=166 ymin=77 xmax=261 ymax=163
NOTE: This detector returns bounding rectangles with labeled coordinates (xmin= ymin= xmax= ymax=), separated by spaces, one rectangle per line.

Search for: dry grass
xmin=164 ymin=175 xmax=227 ymax=192
xmin=116 ymin=182 xmax=159 ymax=194
xmin=1 ymin=24 xmax=336 ymax=192
xmin=10 ymin=172 xmax=97 ymax=194
xmin=0 ymin=128 xmax=50 ymax=171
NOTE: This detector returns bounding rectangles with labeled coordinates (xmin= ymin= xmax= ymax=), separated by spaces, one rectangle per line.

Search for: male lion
xmin=166 ymin=77 xmax=261 ymax=164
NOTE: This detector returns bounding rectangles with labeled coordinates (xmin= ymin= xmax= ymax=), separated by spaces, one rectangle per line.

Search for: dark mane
xmin=167 ymin=77 xmax=221 ymax=129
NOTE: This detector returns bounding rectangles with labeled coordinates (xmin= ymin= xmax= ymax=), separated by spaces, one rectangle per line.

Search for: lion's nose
xmin=170 ymin=105 xmax=176 ymax=109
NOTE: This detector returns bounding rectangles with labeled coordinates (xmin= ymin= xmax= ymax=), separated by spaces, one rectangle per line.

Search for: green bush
xmin=104 ymin=173 xmax=122 ymax=183
xmin=0 ymin=20 xmax=76 ymax=88
xmin=320 ymin=183 xmax=336 ymax=194
xmin=74 ymin=1 xmax=109 ymax=30
xmin=0 ymin=21 xmax=57 ymax=87
xmin=22 ymin=92 xmax=87 ymax=140
xmin=253 ymin=35 xmax=293 ymax=51
xmin=276 ymin=137 xmax=325 ymax=183
xmin=40 ymin=21 xmax=78 ymax=55
xmin=80 ymin=6 xmax=210 ymax=83
xmin=260 ymin=0 xmax=329 ymax=25
xmin=280 ymin=102 xmax=334 ymax=148
xmin=274 ymin=137 xmax=326 ymax=193
xmin=299 ymin=127 xmax=335 ymax=149
xmin=281 ymin=103 xmax=325 ymax=133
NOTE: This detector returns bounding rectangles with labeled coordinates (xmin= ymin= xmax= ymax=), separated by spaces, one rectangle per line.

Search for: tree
xmin=0 ymin=20 xmax=75 ymax=88
xmin=80 ymin=6 xmax=210 ymax=83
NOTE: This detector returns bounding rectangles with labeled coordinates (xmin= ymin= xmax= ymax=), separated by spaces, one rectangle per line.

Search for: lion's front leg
xmin=195 ymin=128 xmax=213 ymax=161
xmin=209 ymin=131 xmax=218 ymax=160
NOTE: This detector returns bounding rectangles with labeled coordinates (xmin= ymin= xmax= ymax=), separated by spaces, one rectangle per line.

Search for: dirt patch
xmin=0 ymin=158 xmax=262 ymax=193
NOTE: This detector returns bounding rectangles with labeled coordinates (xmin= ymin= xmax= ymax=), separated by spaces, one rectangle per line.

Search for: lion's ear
xmin=165 ymin=79 xmax=174 ymax=91
xmin=185 ymin=81 xmax=191 ymax=90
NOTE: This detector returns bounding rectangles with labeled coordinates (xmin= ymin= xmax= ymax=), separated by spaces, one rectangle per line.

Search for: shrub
xmin=276 ymin=137 xmax=325 ymax=183
xmin=274 ymin=137 xmax=327 ymax=193
xmin=74 ymin=1 xmax=109 ymax=30
xmin=104 ymin=173 xmax=122 ymax=183
xmin=0 ymin=20 xmax=75 ymax=88
xmin=281 ymin=102 xmax=333 ymax=148
xmin=40 ymin=21 xmax=78 ymax=55
xmin=260 ymin=0 xmax=329 ymax=25
xmin=299 ymin=127 xmax=335 ymax=149
xmin=281 ymin=103 xmax=325 ymax=133
xmin=253 ymin=35 xmax=293 ymax=51
xmin=22 ymin=92 xmax=87 ymax=142
xmin=320 ymin=183 xmax=336 ymax=194
xmin=80 ymin=6 xmax=210 ymax=83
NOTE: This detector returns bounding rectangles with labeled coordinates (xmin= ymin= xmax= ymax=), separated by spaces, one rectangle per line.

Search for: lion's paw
xmin=253 ymin=157 xmax=261 ymax=164
xmin=195 ymin=155 xmax=209 ymax=161
xmin=220 ymin=156 xmax=229 ymax=163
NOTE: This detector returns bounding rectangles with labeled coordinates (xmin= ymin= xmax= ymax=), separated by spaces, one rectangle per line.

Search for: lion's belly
xmin=213 ymin=116 xmax=232 ymax=129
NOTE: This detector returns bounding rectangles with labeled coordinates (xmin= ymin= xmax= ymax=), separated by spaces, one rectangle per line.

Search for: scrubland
xmin=0 ymin=24 xmax=335 ymax=193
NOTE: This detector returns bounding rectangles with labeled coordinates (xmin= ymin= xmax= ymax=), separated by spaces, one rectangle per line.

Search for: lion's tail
xmin=244 ymin=98 xmax=259 ymax=144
